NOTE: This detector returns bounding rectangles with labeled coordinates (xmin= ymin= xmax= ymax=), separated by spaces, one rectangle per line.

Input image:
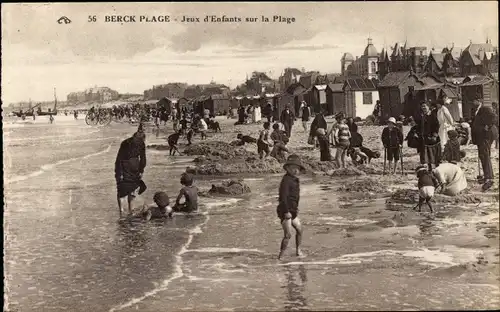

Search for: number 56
xmin=88 ymin=16 xmax=97 ymax=22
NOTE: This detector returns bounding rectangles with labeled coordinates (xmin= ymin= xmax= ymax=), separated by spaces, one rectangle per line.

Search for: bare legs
xmin=278 ymin=218 xmax=303 ymax=260
xmin=117 ymin=194 xmax=136 ymax=218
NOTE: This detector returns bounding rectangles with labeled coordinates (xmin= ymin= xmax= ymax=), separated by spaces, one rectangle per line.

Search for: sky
xmin=1 ymin=2 xmax=498 ymax=104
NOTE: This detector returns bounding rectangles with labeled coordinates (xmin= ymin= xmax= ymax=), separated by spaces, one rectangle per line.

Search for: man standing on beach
xmin=471 ymin=99 xmax=498 ymax=191
xmin=280 ymin=104 xmax=295 ymax=138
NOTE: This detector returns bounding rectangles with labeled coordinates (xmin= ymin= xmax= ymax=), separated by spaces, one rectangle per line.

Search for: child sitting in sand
xmin=167 ymin=130 xmax=182 ymax=156
xmin=173 ymin=173 xmax=199 ymax=213
xmin=270 ymin=123 xmax=290 ymax=163
xmin=277 ymin=154 xmax=305 ymax=260
xmin=140 ymin=191 xmax=173 ymax=221
xmin=347 ymin=147 xmax=368 ymax=165
xmin=415 ymin=165 xmax=439 ymax=213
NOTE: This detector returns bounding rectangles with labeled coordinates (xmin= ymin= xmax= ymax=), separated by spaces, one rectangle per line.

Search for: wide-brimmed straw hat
xmin=283 ymin=154 xmax=306 ymax=172
xmin=388 ymin=117 xmax=396 ymax=124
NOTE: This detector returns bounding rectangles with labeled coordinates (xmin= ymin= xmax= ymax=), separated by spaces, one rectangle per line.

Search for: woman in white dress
xmin=255 ymin=105 xmax=262 ymax=123
xmin=435 ymin=100 xmax=455 ymax=149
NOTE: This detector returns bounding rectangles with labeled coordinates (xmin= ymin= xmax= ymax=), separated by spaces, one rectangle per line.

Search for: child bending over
xmin=167 ymin=130 xmax=182 ymax=156
xmin=414 ymin=165 xmax=439 ymax=213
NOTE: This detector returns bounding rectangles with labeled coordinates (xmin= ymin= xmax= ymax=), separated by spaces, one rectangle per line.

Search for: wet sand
xmin=3 ymin=116 xmax=499 ymax=311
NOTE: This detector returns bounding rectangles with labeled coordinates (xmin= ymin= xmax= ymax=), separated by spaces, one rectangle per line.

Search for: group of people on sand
xmin=112 ymin=96 xmax=498 ymax=261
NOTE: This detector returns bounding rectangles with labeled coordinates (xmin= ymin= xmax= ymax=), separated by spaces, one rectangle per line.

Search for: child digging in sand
xmin=277 ymin=155 xmax=305 ymax=260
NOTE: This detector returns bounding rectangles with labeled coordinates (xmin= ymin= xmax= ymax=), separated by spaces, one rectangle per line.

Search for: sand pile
xmin=386 ymin=188 xmax=482 ymax=205
xmin=187 ymin=156 xmax=283 ymax=175
xmin=184 ymin=141 xmax=253 ymax=159
xmin=208 ymin=180 xmax=251 ymax=196
xmin=356 ymin=164 xmax=384 ymax=175
xmin=328 ymin=167 xmax=367 ymax=177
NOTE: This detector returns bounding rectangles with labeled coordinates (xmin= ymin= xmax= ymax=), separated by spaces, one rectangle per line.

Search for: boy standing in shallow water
xmin=277 ymin=154 xmax=305 ymax=260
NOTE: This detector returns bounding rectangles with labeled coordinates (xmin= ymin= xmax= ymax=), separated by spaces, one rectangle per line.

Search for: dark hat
xmin=283 ymin=154 xmax=306 ymax=172
xmin=459 ymin=150 xmax=466 ymax=159
xmin=153 ymin=191 xmax=170 ymax=208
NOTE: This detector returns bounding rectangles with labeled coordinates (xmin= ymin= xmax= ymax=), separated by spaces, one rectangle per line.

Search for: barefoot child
xmin=140 ymin=191 xmax=173 ymax=220
xmin=277 ymin=154 xmax=305 ymax=260
xmin=173 ymin=173 xmax=199 ymax=213
xmin=415 ymin=165 xmax=439 ymax=213
xmin=257 ymin=122 xmax=272 ymax=159
xmin=167 ymin=130 xmax=182 ymax=156
xmin=333 ymin=118 xmax=351 ymax=168
xmin=382 ymin=117 xmax=404 ymax=174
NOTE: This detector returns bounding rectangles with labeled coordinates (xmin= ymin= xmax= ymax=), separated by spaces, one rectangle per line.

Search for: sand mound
xmin=208 ymin=179 xmax=251 ymax=196
xmin=356 ymin=164 xmax=384 ymax=175
xmin=187 ymin=157 xmax=283 ymax=175
xmin=387 ymin=188 xmax=482 ymax=204
xmin=329 ymin=167 xmax=367 ymax=177
xmin=184 ymin=141 xmax=253 ymax=159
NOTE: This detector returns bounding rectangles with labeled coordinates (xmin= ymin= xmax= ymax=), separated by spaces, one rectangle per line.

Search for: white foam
xmin=109 ymin=198 xmax=241 ymax=312
xmin=278 ymin=246 xmax=482 ymax=269
xmin=184 ymin=248 xmax=265 ymax=254
xmin=437 ymin=214 xmax=499 ymax=227
xmin=6 ymin=145 xmax=112 ymax=184
xmin=319 ymin=216 xmax=377 ymax=226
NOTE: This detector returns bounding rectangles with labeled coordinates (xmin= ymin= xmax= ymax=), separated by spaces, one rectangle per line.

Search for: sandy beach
xmin=3 ymin=115 xmax=499 ymax=312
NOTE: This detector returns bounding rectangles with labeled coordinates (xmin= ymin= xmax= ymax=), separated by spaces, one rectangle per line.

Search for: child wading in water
xmin=277 ymin=154 xmax=305 ymax=260
xmin=174 ymin=173 xmax=199 ymax=214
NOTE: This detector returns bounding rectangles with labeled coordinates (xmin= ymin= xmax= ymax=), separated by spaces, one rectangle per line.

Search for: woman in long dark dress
xmin=309 ymin=110 xmax=327 ymax=147
xmin=115 ymin=129 xmax=147 ymax=218
xmin=415 ymin=102 xmax=441 ymax=171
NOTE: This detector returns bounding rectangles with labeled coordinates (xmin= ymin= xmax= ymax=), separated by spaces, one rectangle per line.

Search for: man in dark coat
xmin=115 ymin=129 xmax=147 ymax=218
xmin=280 ymin=104 xmax=295 ymax=138
xmin=471 ymin=99 xmax=499 ymax=191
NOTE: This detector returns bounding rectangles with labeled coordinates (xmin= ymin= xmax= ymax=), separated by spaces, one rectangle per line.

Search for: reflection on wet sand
xmin=283 ymin=265 xmax=308 ymax=311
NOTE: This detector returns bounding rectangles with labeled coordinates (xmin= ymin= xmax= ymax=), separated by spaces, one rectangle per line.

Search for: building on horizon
xmin=67 ymin=86 xmax=119 ymax=104
xmin=341 ymin=37 xmax=380 ymax=80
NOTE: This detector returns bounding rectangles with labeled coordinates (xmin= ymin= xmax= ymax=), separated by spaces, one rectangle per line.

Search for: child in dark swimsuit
xmin=174 ymin=173 xmax=199 ymax=214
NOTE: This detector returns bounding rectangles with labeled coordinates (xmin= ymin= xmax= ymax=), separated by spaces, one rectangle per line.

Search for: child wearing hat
xmin=140 ymin=191 xmax=173 ymax=221
xmin=316 ymin=128 xmax=332 ymax=161
xmin=276 ymin=155 xmax=305 ymax=259
xmin=381 ymin=117 xmax=404 ymax=174
xmin=173 ymin=172 xmax=199 ymax=214
xmin=443 ymin=129 xmax=461 ymax=164
xmin=414 ymin=165 xmax=440 ymax=213
xmin=277 ymin=154 xmax=305 ymax=260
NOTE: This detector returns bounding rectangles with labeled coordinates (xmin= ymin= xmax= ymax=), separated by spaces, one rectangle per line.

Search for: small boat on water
xmin=13 ymin=88 xmax=59 ymax=118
